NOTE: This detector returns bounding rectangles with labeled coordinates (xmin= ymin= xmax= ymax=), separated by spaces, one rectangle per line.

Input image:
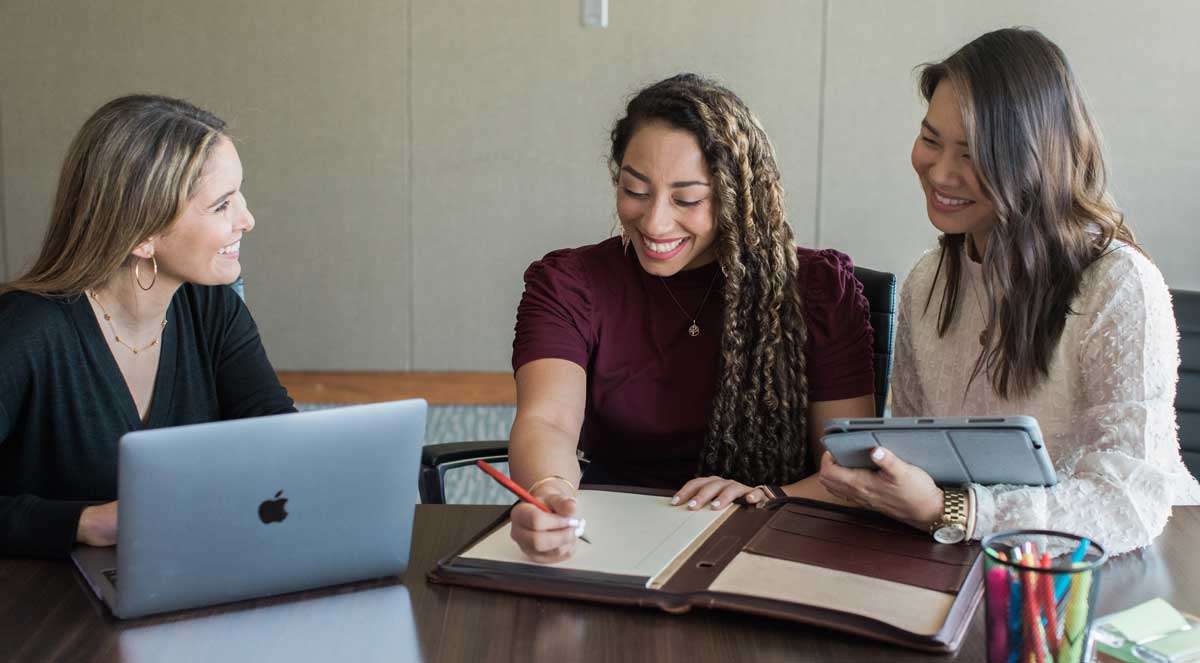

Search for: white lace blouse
xmin=892 ymin=242 xmax=1200 ymax=555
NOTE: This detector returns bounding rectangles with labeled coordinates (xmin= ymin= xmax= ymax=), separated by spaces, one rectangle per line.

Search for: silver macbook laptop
xmin=118 ymin=582 xmax=422 ymax=662
xmin=71 ymin=399 xmax=427 ymax=619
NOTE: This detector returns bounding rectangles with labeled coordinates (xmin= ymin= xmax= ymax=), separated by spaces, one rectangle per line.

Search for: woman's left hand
xmin=672 ymin=476 xmax=768 ymax=510
xmin=818 ymin=448 xmax=944 ymax=531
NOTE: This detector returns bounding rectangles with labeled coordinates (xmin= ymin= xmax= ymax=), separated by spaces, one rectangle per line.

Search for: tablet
xmin=821 ymin=416 xmax=1057 ymax=487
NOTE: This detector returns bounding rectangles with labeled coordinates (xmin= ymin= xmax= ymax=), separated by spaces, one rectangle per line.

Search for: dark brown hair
xmin=610 ymin=74 xmax=809 ymax=484
xmin=1 ymin=95 xmax=226 ymax=298
xmin=918 ymin=28 xmax=1136 ymax=399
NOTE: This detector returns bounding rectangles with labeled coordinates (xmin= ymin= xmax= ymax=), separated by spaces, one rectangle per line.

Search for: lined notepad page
xmin=460 ymin=490 xmax=730 ymax=581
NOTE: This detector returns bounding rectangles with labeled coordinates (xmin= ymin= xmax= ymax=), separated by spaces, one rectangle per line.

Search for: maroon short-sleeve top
xmin=513 ymin=237 xmax=874 ymax=489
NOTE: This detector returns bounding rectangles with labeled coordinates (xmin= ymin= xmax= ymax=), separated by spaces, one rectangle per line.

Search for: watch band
xmin=932 ymin=488 xmax=968 ymax=543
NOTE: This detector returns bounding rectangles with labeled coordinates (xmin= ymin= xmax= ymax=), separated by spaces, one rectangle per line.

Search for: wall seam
xmin=812 ymin=0 xmax=829 ymax=249
xmin=405 ymin=0 xmax=416 ymax=370
xmin=0 ymin=96 xmax=8 ymax=280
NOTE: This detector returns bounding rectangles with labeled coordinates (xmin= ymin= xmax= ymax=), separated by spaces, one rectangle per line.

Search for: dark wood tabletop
xmin=2 ymin=505 xmax=1196 ymax=663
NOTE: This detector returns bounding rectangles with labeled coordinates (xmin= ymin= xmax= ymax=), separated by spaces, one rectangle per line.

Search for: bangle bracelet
xmin=528 ymin=475 xmax=576 ymax=496
xmin=965 ymin=485 xmax=978 ymax=540
xmin=755 ymin=485 xmax=784 ymax=500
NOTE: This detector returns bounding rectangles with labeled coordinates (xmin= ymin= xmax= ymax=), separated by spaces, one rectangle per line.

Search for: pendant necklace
xmin=966 ymin=272 xmax=989 ymax=347
xmin=659 ymin=269 xmax=721 ymax=337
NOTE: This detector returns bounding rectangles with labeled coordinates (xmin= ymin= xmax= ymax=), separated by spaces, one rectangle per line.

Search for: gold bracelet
xmin=528 ymin=475 xmax=576 ymax=496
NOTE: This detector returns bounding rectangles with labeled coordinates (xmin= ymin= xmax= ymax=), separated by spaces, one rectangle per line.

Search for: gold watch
xmin=931 ymin=488 xmax=968 ymax=544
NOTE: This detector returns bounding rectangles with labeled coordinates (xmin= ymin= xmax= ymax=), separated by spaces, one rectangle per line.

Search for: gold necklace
xmin=965 ymin=270 xmax=989 ymax=347
xmin=659 ymin=269 xmax=721 ymax=337
xmin=88 ymin=290 xmax=167 ymax=355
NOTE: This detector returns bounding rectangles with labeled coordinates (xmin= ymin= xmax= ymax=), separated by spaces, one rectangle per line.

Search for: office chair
xmin=1173 ymin=289 xmax=1200 ymax=479
xmin=418 ymin=265 xmax=898 ymax=504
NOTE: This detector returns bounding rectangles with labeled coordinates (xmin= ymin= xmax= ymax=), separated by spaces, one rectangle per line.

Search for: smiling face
xmin=911 ymin=81 xmax=997 ymax=245
xmin=615 ymin=121 xmax=717 ymax=276
xmin=149 ymin=137 xmax=254 ymax=287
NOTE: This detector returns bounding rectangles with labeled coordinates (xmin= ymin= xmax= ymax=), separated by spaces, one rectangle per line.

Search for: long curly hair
xmin=918 ymin=29 xmax=1137 ymax=399
xmin=610 ymin=74 xmax=809 ymax=485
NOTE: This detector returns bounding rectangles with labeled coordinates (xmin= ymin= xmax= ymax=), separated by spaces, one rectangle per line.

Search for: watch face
xmin=934 ymin=526 xmax=966 ymax=544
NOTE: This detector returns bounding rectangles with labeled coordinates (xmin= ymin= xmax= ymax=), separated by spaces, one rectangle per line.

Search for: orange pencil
xmin=1039 ymin=552 xmax=1059 ymax=656
xmin=475 ymin=460 xmax=591 ymax=544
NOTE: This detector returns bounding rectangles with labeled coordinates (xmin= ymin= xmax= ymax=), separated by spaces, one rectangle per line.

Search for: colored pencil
xmin=475 ymin=460 xmax=591 ymax=544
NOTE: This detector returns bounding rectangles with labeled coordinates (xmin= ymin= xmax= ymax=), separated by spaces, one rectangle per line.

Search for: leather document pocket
xmin=742 ymin=504 xmax=974 ymax=593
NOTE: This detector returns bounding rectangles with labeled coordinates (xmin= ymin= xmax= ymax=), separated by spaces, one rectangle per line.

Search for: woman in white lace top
xmin=818 ymin=28 xmax=1200 ymax=555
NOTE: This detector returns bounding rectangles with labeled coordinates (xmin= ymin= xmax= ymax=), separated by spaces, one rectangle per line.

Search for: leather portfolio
xmin=428 ymin=488 xmax=983 ymax=653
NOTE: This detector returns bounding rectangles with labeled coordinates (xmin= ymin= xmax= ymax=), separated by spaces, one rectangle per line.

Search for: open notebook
xmin=432 ymin=488 xmax=984 ymax=653
xmin=459 ymin=490 xmax=734 ymax=584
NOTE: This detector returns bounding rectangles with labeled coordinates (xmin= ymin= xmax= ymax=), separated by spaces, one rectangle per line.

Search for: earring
xmin=134 ymin=255 xmax=158 ymax=291
xmin=619 ymin=226 xmax=630 ymax=254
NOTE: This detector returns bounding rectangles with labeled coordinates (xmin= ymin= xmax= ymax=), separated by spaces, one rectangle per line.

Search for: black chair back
xmin=1174 ymin=289 xmax=1200 ymax=479
xmin=853 ymin=266 xmax=897 ymax=417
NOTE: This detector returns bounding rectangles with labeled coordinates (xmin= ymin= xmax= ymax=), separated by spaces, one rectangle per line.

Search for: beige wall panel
xmin=0 ymin=1 xmax=411 ymax=369
xmin=820 ymin=1 xmax=1200 ymax=291
xmin=0 ymin=92 xmax=7 ymax=281
xmin=410 ymin=0 xmax=825 ymax=370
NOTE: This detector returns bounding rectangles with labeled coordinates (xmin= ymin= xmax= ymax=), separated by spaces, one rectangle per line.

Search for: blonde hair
xmin=1 ymin=95 xmax=226 ymax=297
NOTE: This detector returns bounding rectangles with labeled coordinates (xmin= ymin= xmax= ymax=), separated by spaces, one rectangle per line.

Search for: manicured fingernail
xmin=711 ymin=500 xmax=721 ymax=508
xmin=671 ymin=495 xmax=680 ymax=505
xmin=872 ymin=447 xmax=886 ymax=461
xmin=687 ymin=500 xmax=697 ymax=508
xmin=567 ymin=518 xmax=580 ymax=527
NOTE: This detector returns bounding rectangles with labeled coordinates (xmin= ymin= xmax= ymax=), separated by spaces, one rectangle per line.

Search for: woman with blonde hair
xmin=819 ymin=28 xmax=1200 ymax=554
xmin=507 ymin=74 xmax=876 ymax=562
xmin=0 ymin=95 xmax=295 ymax=558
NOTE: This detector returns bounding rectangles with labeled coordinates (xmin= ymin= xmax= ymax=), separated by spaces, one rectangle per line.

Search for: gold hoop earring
xmin=134 ymin=255 xmax=158 ymax=291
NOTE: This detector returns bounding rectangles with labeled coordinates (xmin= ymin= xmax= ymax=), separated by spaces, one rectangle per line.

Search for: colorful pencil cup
xmin=981 ymin=530 xmax=1107 ymax=663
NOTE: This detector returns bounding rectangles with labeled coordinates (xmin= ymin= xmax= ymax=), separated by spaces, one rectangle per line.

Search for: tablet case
xmin=428 ymin=488 xmax=984 ymax=653
xmin=822 ymin=416 xmax=1057 ymax=486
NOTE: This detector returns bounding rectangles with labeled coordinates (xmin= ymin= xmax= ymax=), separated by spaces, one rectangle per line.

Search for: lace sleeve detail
xmin=890 ymin=254 xmax=934 ymax=417
xmin=972 ymin=249 xmax=1189 ymax=555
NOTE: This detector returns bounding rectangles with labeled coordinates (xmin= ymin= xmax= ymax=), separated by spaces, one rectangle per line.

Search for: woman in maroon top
xmin=509 ymin=74 xmax=876 ymax=562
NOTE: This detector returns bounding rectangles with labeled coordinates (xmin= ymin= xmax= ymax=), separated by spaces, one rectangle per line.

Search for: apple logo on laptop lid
xmin=258 ymin=490 xmax=288 ymax=524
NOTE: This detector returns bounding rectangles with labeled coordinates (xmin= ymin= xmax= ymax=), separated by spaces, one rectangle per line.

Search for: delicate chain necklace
xmin=965 ymin=270 xmax=989 ymax=347
xmin=88 ymin=290 xmax=167 ymax=355
xmin=659 ymin=269 xmax=721 ymax=337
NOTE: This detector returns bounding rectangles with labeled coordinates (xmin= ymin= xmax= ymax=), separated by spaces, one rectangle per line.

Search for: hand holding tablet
xmin=821 ymin=416 xmax=1057 ymax=486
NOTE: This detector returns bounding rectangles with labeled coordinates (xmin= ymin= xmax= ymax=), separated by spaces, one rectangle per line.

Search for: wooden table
xmin=2 ymin=506 xmax=1196 ymax=662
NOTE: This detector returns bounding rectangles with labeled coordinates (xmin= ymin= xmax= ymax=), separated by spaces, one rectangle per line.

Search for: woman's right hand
xmin=509 ymin=490 xmax=585 ymax=564
xmin=77 ymin=501 xmax=118 ymax=547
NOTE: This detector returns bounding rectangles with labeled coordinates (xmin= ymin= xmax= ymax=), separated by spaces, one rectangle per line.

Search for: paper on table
xmin=459 ymin=489 xmax=732 ymax=583
xmin=1104 ymin=598 xmax=1191 ymax=643
xmin=1142 ymin=627 xmax=1200 ymax=660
